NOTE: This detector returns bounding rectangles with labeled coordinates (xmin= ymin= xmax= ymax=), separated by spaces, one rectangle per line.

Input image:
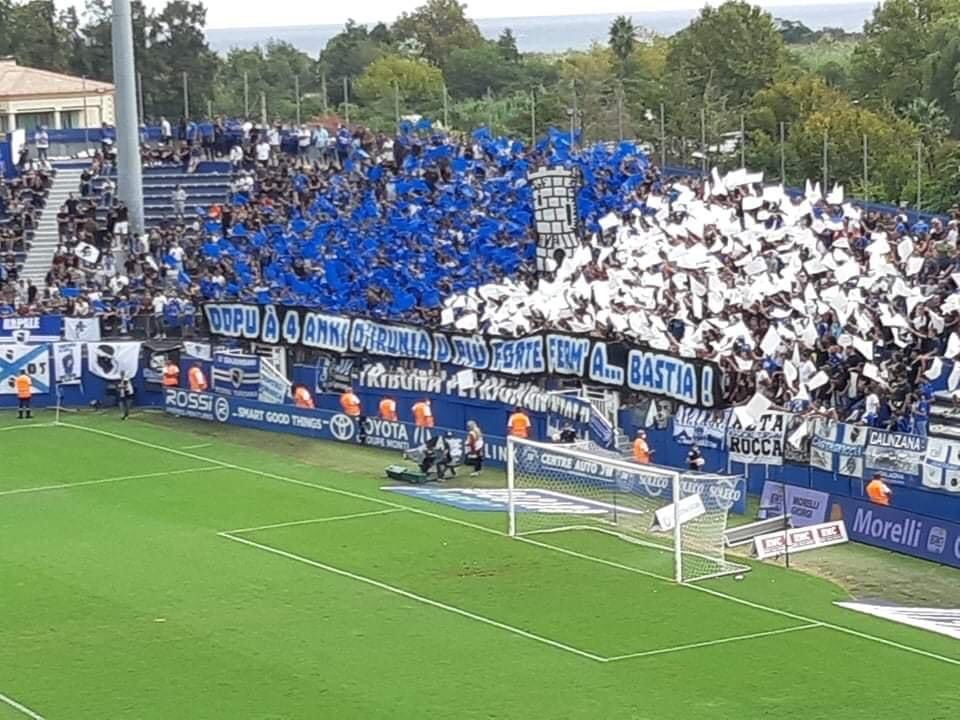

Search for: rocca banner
xmin=202 ymin=303 xmax=727 ymax=409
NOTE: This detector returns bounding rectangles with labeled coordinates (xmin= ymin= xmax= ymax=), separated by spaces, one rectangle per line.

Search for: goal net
xmin=506 ymin=437 xmax=749 ymax=583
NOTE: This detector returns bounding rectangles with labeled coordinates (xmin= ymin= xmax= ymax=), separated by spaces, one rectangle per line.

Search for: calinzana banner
xmin=203 ymin=303 xmax=728 ymax=408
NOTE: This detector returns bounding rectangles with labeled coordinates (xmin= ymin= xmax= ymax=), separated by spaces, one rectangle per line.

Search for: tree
xmin=850 ymin=0 xmax=960 ymax=110
xmin=445 ymin=44 xmax=519 ymax=99
xmin=776 ymin=19 xmax=815 ymax=44
xmin=214 ymin=42 xmax=321 ymax=121
xmin=318 ymin=19 xmax=393 ymax=107
xmin=496 ymin=28 xmax=520 ymax=63
xmin=667 ymin=1 xmax=786 ymax=107
xmin=143 ymin=1 xmax=220 ymax=119
xmin=72 ymin=0 xmax=150 ymax=82
xmin=2 ymin=0 xmax=75 ymax=72
xmin=354 ymin=54 xmax=444 ymax=121
xmin=608 ymin=15 xmax=635 ymax=77
xmin=904 ymin=97 xmax=950 ymax=148
xmin=392 ymin=0 xmax=484 ymax=69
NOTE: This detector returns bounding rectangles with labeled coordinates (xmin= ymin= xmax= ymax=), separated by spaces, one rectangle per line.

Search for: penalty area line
xmin=0 ymin=466 xmax=220 ymax=498
xmin=0 ymin=691 xmax=45 ymax=720
xmin=219 ymin=531 xmax=608 ymax=664
xmin=58 ymin=422 xmax=960 ymax=668
xmin=604 ymin=623 xmax=823 ymax=662
xmin=181 ymin=443 xmax=212 ymax=450
xmin=222 ymin=507 xmax=407 ymax=535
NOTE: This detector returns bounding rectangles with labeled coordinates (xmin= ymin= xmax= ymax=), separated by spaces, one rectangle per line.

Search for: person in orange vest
xmin=15 ymin=370 xmax=32 ymax=420
xmin=379 ymin=395 xmax=398 ymax=422
xmin=412 ymin=398 xmax=434 ymax=428
xmin=866 ymin=474 xmax=892 ymax=506
xmin=293 ymin=385 xmax=314 ymax=409
xmin=507 ymin=407 xmax=531 ymax=439
xmin=162 ymin=357 xmax=180 ymax=388
xmin=632 ymin=430 xmax=653 ymax=464
xmin=339 ymin=386 xmax=365 ymax=443
xmin=188 ymin=362 xmax=207 ymax=392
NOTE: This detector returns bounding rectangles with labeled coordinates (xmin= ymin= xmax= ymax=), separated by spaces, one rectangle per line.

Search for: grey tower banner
xmin=529 ymin=166 xmax=581 ymax=273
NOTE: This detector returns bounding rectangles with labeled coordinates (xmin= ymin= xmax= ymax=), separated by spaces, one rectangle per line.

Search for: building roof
xmin=0 ymin=57 xmax=113 ymax=99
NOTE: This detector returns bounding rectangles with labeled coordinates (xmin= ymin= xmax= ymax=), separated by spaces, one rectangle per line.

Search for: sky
xmin=79 ymin=0 xmax=868 ymax=30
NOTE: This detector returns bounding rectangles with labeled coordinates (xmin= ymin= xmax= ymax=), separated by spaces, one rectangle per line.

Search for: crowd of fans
xmin=1 ymin=117 xmax=956 ymax=432
xmin=0 ymin=166 xmax=53 ymax=308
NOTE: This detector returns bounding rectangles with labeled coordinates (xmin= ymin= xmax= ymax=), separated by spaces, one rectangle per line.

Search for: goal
xmin=506 ymin=437 xmax=749 ymax=583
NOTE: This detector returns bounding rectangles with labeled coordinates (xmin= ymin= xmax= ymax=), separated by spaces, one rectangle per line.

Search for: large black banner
xmin=203 ymin=303 xmax=728 ymax=408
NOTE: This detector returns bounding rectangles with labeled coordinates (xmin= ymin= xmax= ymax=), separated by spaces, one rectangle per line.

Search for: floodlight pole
xmin=779 ymin=121 xmax=786 ymax=185
xmin=659 ymin=102 xmax=665 ymax=168
xmin=111 ymin=0 xmax=145 ymax=236
xmin=781 ymin=477 xmax=791 ymax=569
xmin=243 ymin=71 xmax=250 ymax=118
xmin=862 ymin=133 xmax=868 ymax=203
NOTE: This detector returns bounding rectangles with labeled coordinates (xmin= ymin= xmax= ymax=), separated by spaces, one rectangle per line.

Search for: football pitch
xmin=2 ymin=411 xmax=959 ymax=719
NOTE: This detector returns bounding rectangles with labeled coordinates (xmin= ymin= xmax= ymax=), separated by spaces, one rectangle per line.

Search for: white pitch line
xmin=181 ymin=443 xmax=212 ymax=450
xmin=517 ymin=537 xmax=960 ymax=668
xmin=220 ymin=531 xmax=607 ymax=663
xmin=224 ymin=508 xmax=406 ymax=535
xmin=0 ymin=466 xmax=220 ymax=498
xmin=604 ymin=623 xmax=823 ymax=662
xmin=0 ymin=423 xmax=55 ymax=432
xmin=60 ymin=422 xmax=960 ymax=668
xmin=0 ymin=691 xmax=45 ymax=720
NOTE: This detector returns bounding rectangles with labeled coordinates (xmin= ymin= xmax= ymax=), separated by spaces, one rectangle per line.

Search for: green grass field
xmin=2 ymin=410 xmax=959 ymax=719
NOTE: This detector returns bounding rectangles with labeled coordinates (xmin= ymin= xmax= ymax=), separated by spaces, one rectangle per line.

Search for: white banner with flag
xmin=258 ymin=358 xmax=291 ymax=404
xmin=0 ymin=344 xmax=50 ymax=394
xmin=63 ymin=317 xmax=101 ymax=342
xmin=54 ymin=342 xmax=82 ymax=386
xmin=86 ymin=342 xmax=142 ymax=380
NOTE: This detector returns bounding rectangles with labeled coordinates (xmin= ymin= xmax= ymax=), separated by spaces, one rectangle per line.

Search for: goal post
xmin=506 ymin=437 xmax=749 ymax=583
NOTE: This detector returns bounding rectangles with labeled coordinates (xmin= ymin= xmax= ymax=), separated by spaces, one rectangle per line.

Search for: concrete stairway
xmin=20 ymin=167 xmax=84 ymax=284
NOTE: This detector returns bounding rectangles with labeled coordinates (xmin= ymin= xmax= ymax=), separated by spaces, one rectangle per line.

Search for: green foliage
xmin=496 ymin=29 xmax=520 ymax=63
xmin=667 ymin=1 xmax=786 ymax=107
xmin=445 ymin=43 xmax=519 ymax=100
xmin=354 ymin=54 xmax=444 ymax=127
xmin=318 ymin=19 xmax=391 ymax=101
xmin=608 ymin=15 xmax=636 ymax=77
xmin=214 ymin=42 xmax=321 ymax=123
xmin=850 ymin=0 xmax=960 ymax=109
xmin=391 ymin=0 xmax=484 ymax=69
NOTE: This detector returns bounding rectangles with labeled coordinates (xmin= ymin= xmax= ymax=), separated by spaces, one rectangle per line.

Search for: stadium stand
xmin=1 ymin=119 xmax=956 ymax=431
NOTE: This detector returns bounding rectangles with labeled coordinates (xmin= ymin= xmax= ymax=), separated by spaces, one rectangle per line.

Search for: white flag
xmin=64 ymin=317 xmax=101 ymax=342
xmin=183 ymin=341 xmax=212 ymax=360
xmin=54 ymin=342 xmax=82 ymax=385
xmin=75 ymin=241 xmax=100 ymax=264
xmin=258 ymin=359 xmax=291 ymax=405
xmin=86 ymin=342 xmax=142 ymax=380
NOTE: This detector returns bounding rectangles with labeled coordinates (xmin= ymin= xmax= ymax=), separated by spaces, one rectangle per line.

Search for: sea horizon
xmin=206 ymin=3 xmax=876 ymax=57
